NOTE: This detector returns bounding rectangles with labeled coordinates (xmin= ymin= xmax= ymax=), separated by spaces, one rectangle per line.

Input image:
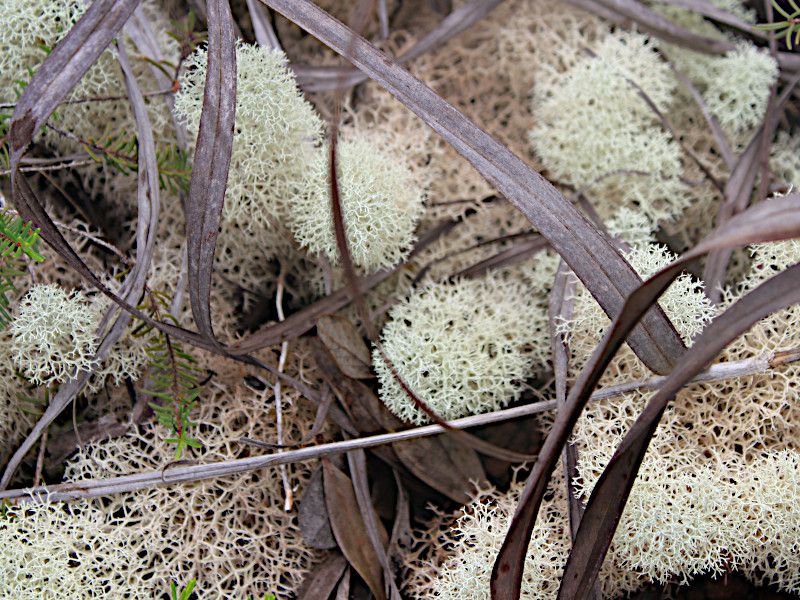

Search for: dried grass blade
xmin=7 ymin=0 xmax=139 ymax=157
xmin=548 ymin=260 xmax=584 ymax=540
xmin=658 ymin=0 xmax=765 ymax=37
xmin=185 ymin=0 xmax=236 ymax=346
xmin=246 ymin=0 xmax=282 ymax=49
xmin=323 ymin=459 xmax=387 ymax=600
xmin=346 ymin=449 xmax=400 ymax=600
xmin=259 ymin=0 xmax=687 ymax=376
xmin=294 ymin=0 xmax=504 ymax=92
xmin=490 ymin=194 xmax=800 ymax=600
xmin=592 ymin=0 xmax=733 ymax=53
xmin=558 ymin=263 xmax=800 ymax=599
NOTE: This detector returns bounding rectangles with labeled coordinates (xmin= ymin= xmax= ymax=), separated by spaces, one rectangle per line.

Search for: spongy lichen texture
xmin=10 ymin=284 xmax=99 ymax=387
xmin=289 ymin=137 xmax=426 ymax=272
xmin=7 ymin=283 xmax=147 ymax=391
xmin=374 ymin=275 xmax=545 ymax=424
xmin=0 ymin=494 xmax=135 ymax=599
xmin=63 ymin=352 xmax=326 ymax=598
xmin=0 ymin=1 xmax=82 ymax=102
xmin=404 ymin=470 xmax=642 ymax=599
xmin=175 ymin=42 xmax=324 ymax=266
xmin=655 ymin=4 xmax=777 ymax=140
xmin=567 ymin=236 xmax=800 ymax=592
xmin=0 ymin=0 xmax=180 ymax=213
xmin=529 ymin=31 xmax=689 ymax=224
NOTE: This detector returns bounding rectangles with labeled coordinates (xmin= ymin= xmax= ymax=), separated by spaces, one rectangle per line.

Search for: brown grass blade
xmin=658 ymin=0 xmax=766 ymax=37
xmin=185 ymin=0 xmax=237 ymax=346
xmin=592 ymin=0 xmax=732 ymax=53
xmin=323 ymin=459 xmax=387 ymax=600
xmin=7 ymin=0 xmax=139 ymax=158
xmin=558 ymin=262 xmax=800 ymax=599
xmin=548 ymin=259 xmax=584 ymax=540
xmin=294 ymin=0 xmax=505 ymax=92
xmin=346 ymin=449 xmax=400 ymax=599
xmin=259 ymin=0 xmax=687 ymax=376
xmin=246 ymin=0 xmax=282 ymax=49
xmin=490 ymin=194 xmax=800 ymax=600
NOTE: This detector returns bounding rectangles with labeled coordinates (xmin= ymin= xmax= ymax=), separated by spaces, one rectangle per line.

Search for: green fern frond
xmin=138 ymin=289 xmax=204 ymax=459
xmin=0 ymin=210 xmax=45 ymax=329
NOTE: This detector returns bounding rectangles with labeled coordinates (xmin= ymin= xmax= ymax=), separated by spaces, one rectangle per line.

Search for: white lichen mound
xmin=404 ymin=471 xmax=642 ymax=600
xmin=289 ymin=137 xmax=426 ymax=272
xmin=740 ymin=451 xmax=800 ymax=592
xmin=530 ymin=31 xmax=689 ymax=223
xmin=656 ymin=5 xmax=777 ymax=139
xmin=701 ymin=43 xmax=778 ymax=136
xmin=0 ymin=1 xmax=82 ymax=102
xmin=10 ymin=284 xmax=98 ymax=387
xmin=0 ymin=494 xmax=135 ymax=599
xmin=174 ymin=42 xmax=324 ymax=261
xmin=566 ymin=234 xmax=800 ymax=592
xmin=374 ymin=275 xmax=544 ymax=424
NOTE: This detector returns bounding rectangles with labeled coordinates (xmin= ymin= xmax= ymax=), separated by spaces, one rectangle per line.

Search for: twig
xmin=0 ymin=87 xmax=175 ymax=110
xmin=33 ymin=427 xmax=48 ymax=488
xmin=0 ymin=158 xmax=96 ymax=177
xmin=274 ymin=268 xmax=293 ymax=511
xmin=3 ymin=348 xmax=797 ymax=504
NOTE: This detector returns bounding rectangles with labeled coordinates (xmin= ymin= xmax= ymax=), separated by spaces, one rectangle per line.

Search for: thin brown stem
xmin=5 ymin=347 xmax=797 ymax=504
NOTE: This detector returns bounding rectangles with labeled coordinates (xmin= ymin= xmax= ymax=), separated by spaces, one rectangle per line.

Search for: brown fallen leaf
xmin=393 ymin=434 xmax=486 ymax=504
xmin=318 ymin=315 xmax=374 ymax=379
xmin=322 ymin=459 xmax=387 ymax=600
xmin=297 ymin=551 xmax=348 ymax=600
xmin=298 ymin=465 xmax=337 ymax=550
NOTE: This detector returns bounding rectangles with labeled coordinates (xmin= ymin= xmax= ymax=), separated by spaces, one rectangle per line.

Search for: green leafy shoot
xmin=247 ymin=595 xmax=277 ymax=600
xmin=157 ymin=144 xmax=191 ymax=193
xmin=168 ymin=10 xmax=208 ymax=67
xmin=755 ymin=0 xmax=800 ymax=49
xmin=76 ymin=132 xmax=190 ymax=192
xmin=0 ymin=209 xmax=45 ymax=328
xmin=137 ymin=288 xmax=204 ymax=459
xmin=170 ymin=578 xmax=197 ymax=600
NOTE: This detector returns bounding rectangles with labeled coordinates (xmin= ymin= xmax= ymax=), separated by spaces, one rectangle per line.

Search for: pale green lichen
xmin=175 ymin=42 xmax=324 ymax=258
xmin=655 ymin=5 xmax=777 ymax=139
xmin=10 ymin=284 xmax=99 ymax=387
xmin=530 ymin=31 xmax=689 ymax=223
xmin=374 ymin=275 xmax=543 ymax=424
xmin=0 ymin=494 xmax=134 ymax=599
xmin=289 ymin=137 xmax=426 ymax=272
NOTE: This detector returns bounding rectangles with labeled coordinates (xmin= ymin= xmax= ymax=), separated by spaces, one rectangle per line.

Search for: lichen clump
xmin=374 ymin=276 xmax=543 ymax=424
xmin=530 ymin=31 xmax=689 ymax=223
xmin=10 ymin=284 xmax=98 ymax=387
xmin=290 ymin=138 xmax=425 ymax=272
xmin=0 ymin=495 xmax=135 ymax=599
